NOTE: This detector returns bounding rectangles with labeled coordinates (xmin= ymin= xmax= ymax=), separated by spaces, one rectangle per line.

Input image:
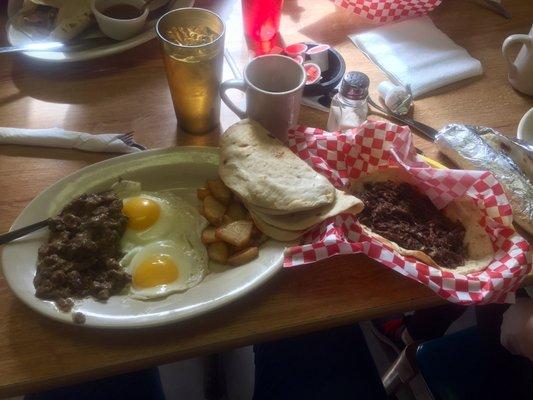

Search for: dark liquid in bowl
xmin=101 ymin=4 xmax=142 ymax=19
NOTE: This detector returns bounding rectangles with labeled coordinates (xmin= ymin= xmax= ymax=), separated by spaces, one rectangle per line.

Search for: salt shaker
xmin=327 ymin=71 xmax=369 ymax=132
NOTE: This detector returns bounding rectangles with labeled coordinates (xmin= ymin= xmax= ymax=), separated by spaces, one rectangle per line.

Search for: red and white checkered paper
xmin=284 ymin=121 xmax=531 ymax=305
xmin=333 ymin=0 xmax=442 ymax=23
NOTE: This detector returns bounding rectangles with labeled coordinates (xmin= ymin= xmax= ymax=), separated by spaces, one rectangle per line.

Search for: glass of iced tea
xmin=156 ymin=8 xmax=225 ymax=134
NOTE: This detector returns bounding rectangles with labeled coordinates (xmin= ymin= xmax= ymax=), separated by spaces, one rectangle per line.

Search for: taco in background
xmin=50 ymin=0 xmax=94 ymax=41
xmin=352 ymin=168 xmax=494 ymax=274
xmin=11 ymin=0 xmax=94 ymax=42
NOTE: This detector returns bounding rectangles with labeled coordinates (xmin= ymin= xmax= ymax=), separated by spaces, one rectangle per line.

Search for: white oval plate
xmin=6 ymin=0 xmax=194 ymax=62
xmin=1 ymin=147 xmax=285 ymax=329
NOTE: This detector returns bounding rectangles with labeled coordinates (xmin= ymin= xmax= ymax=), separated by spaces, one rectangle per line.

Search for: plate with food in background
xmin=1 ymin=146 xmax=287 ymax=328
xmin=6 ymin=0 xmax=194 ymax=62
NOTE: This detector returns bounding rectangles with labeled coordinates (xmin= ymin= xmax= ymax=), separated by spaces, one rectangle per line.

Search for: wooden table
xmin=0 ymin=0 xmax=531 ymax=397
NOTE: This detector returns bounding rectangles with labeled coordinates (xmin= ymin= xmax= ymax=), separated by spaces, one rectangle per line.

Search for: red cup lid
xmin=307 ymin=44 xmax=330 ymax=54
xmin=303 ymin=62 xmax=321 ymax=85
xmin=285 ymin=43 xmax=308 ymax=56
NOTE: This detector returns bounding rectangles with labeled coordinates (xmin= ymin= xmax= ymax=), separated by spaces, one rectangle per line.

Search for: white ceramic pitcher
xmin=502 ymin=25 xmax=533 ymax=96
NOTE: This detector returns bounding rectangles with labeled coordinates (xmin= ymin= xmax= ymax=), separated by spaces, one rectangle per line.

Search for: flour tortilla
xmin=352 ymin=168 xmax=494 ymax=274
xmin=250 ymin=213 xmax=308 ymax=241
xmin=219 ymin=119 xmax=336 ymax=213
xmin=49 ymin=0 xmax=93 ymax=41
xmin=247 ymin=188 xmax=363 ymax=231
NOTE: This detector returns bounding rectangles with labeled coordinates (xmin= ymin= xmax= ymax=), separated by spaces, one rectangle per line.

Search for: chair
xmin=383 ymin=327 xmax=502 ymax=400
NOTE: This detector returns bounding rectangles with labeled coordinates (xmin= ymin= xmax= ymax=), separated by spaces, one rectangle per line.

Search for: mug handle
xmin=502 ymin=34 xmax=531 ymax=78
xmin=220 ymin=79 xmax=248 ymax=119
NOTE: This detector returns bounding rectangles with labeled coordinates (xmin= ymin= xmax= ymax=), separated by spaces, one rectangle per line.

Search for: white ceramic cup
xmin=220 ymin=55 xmax=306 ymax=143
xmin=502 ymin=25 xmax=533 ymax=96
xmin=91 ymin=0 xmax=149 ymax=41
xmin=517 ymin=108 xmax=533 ymax=142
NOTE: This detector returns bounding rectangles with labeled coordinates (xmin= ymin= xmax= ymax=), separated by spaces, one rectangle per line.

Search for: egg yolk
xmin=132 ymin=254 xmax=179 ymax=289
xmin=123 ymin=197 xmax=161 ymax=231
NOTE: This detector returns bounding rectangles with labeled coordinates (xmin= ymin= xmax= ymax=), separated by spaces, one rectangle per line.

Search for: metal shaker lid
xmin=340 ymin=71 xmax=369 ymax=100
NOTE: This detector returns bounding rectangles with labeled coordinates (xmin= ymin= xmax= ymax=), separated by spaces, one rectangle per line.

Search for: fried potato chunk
xmin=225 ymin=201 xmax=249 ymax=222
xmin=207 ymin=179 xmax=232 ymax=205
xmin=228 ymin=247 xmax=259 ymax=266
xmin=207 ymin=242 xmax=229 ymax=264
xmin=201 ymin=227 xmax=219 ymax=244
xmin=197 ymin=187 xmax=210 ymax=200
xmin=203 ymin=195 xmax=226 ymax=226
xmin=215 ymin=220 xmax=253 ymax=247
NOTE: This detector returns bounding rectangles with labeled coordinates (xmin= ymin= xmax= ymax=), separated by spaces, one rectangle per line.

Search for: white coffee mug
xmin=220 ymin=55 xmax=306 ymax=143
xmin=502 ymin=25 xmax=533 ymax=96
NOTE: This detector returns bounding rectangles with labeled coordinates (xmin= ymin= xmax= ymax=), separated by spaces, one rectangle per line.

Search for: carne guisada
xmin=357 ymin=181 xmax=466 ymax=268
xmin=34 ymin=192 xmax=130 ymax=312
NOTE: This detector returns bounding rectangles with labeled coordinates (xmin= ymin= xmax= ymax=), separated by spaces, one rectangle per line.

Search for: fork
xmin=0 ymin=219 xmax=49 ymax=245
xmin=117 ymin=131 xmax=147 ymax=151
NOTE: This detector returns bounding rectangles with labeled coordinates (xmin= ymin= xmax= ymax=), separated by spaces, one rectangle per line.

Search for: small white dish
xmin=91 ymin=0 xmax=149 ymax=41
xmin=517 ymin=108 xmax=533 ymax=143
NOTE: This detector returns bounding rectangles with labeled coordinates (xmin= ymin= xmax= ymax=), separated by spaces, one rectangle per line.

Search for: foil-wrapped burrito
xmin=435 ymin=124 xmax=533 ymax=235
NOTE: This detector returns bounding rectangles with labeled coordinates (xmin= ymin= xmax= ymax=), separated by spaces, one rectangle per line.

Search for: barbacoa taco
xmin=351 ymin=168 xmax=494 ymax=274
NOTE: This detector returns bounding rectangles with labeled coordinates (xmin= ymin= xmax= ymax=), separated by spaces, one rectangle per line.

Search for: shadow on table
xmin=5 ymin=40 xmax=161 ymax=106
xmin=282 ymin=0 xmax=306 ymax=24
xmin=298 ymin=8 xmax=377 ymax=46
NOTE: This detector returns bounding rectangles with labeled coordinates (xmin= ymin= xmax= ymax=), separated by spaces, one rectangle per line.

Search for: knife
xmin=0 ymin=41 xmax=65 ymax=54
xmin=367 ymin=97 xmax=438 ymax=141
xmin=0 ymin=40 xmax=104 ymax=54
xmin=0 ymin=31 xmax=111 ymax=55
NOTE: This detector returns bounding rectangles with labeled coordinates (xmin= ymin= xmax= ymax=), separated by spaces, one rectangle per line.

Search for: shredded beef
xmin=357 ymin=181 xmax=466 ymax=268
xmin=34 ymin=192 xmax=130 ymax=310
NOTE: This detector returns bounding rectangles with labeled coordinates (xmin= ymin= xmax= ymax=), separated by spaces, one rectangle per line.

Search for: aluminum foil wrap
xmin=435 ymin=124 xmax=533 ymax=235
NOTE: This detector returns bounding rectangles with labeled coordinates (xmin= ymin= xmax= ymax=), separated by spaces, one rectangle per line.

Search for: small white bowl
xmin=91 ymin=0 xmax=149 ymax=41
xmin=517 ymin=107 xmax=533 ymax=143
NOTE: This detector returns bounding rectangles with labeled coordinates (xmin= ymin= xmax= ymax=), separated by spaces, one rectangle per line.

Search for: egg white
xmin=112 ymin=181 xmax=210 ymax=299
xmin=120 ymin=239 xmax=209 ymax=300
xmin=118 ymin=190 xmax=207 ymax=251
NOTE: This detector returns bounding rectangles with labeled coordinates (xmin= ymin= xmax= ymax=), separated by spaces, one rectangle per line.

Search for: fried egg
xmin=112 ymin=181 xmax=209 ymax=298
xmin=120 ymin=239 xmax=208 ymax=299
xmin=120 ymin=193 xmax=177 ymax=249
xmin=116 ymin=185 xmax=206 ymax=250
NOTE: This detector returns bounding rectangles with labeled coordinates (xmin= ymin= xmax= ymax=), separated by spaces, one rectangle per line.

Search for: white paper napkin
xmin=0 ymin=127 xmax=144 ymax=153
xmin=350 ymin=16 xmax=483 ymax=98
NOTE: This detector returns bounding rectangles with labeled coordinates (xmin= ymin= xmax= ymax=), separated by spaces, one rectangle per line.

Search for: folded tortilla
xmin=352 ymin=168 xmax=494 ymax=275
xmin=219 ymin=120 xmax=336 ymax=214
xmin=49 ymin=0 xmax=93 ymax=41
xmin=250 ymin=213 xmax=308 ymax=241
xmin=247 ymin=188 xmax=363 ymax=231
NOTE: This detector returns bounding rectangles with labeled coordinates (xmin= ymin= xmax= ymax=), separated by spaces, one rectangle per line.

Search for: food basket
xmin=284 ymin=121 xmax=531 ymax=304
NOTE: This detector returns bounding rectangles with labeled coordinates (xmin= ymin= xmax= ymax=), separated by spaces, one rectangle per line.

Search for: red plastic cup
xmin=242 ymin=0 xmax=284 ymax=42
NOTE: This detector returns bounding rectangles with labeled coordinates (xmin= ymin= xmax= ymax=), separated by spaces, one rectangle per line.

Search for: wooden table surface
xmin=0 ymin=0 xmax=532 ymax=397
